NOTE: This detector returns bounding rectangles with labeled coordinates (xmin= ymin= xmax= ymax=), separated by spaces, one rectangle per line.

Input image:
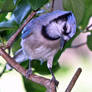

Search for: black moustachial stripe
xmin=41 ymin=25 xmax=60 ymax=40
xmin=51 ymin=12 xmax=72 ymax=23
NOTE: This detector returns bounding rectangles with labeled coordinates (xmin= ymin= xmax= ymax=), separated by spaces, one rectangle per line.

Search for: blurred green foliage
xmin=23 ymin=76 xmax=46 ymax=92
xmin=29 ymin=0 xmax=49 ymax=10
xmin=63 ymin=0 xmax=85 ymax=25
xmin=87 ymin=33 xmax=92 ymax=51
xmin=0 ymin=0 xmax=92 ymax=92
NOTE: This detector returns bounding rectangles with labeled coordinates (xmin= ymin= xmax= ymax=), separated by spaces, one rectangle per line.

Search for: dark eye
xmin=63 ymin=23 xmax=67 ymax=31
xmin=63 ymin=23 xmax=71 ymax=35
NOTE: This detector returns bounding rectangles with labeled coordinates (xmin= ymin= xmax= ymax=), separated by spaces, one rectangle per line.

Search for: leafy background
xmin=0 ymin=0 xmax=92 ymax=92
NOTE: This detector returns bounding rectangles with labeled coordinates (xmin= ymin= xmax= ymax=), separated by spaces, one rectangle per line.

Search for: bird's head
xmin=43 ymin=11 xmax=76 ymax=41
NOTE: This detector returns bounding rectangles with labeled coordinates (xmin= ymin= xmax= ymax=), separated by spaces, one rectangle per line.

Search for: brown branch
xmin=71 ymin=42 xmax=86 ymax=48
xmin=6 ymin=11 xmax=36 ymax=49
xmin=0 ymin=48 xmax=56 ymax=92
xmin=65 ymin=68 xmax=82 ymax=92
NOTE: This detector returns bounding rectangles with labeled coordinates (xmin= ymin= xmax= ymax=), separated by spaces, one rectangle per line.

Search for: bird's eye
xmin=62 ymin=23 xmax=71 ymax=35
xmin=63 ymin=23 xmax=67 ymax=31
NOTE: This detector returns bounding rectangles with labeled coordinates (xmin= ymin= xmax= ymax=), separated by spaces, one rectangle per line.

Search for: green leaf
xmin=13 ymin=0 xmax=31 ymax=24
xmin=12 ymin=35 xmax=21 ymax=54
xmin=0 ymin=13 xmax=7 ymax=22
xmin=0 ymin=15 xmax=18 ymax=31
xmin=23 ymin=76 xmax=46 ymax=92
xmin=79 ymin=0 xmax=92 ymax=29
xmin=0 ymin=21 xmax=17 ymax=31
xmin=87 ymin=33 xmax=92 ymax=51
xmin=63 ymin=0 xmax=85 ymax=24
xmin=13 ymin=0 xmax=17 ymax=5
xmin=13 ymin=0 xmax=19 ymax=5
xmin=29 ymin=0 xmax=49 ymax=10
xmin=13 ymin=0 xmax=21 ymax=5
xmin=0 ymin=0 xmax=15 ymax=13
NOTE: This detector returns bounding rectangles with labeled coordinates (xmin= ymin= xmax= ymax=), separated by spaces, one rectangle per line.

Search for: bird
xmin=6 ymin=10 xmax=76 ymax=86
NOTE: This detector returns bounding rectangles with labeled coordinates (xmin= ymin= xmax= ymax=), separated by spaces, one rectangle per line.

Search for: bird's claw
xmin=50 ymin=77 xmax=59 ymax=87
xmin=26 ymin=68 xmax=32 ymax=78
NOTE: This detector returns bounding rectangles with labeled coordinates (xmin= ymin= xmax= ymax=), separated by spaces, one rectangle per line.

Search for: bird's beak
xmin=60 ymin=37 xmax=66 ymax=49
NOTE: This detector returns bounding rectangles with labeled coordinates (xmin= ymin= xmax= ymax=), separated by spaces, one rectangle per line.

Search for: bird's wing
xmin=21 ymin=17 xmax=41 ymax=39
xmin=21 ymin=24 xmax=33 ymax=39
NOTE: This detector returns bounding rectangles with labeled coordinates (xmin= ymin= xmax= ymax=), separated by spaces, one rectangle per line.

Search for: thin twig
xmin=0 ymin=65 xmax=6 ymax=77
xmin=6 ymin=11 xmax=36 ymax=49
xmin=71 ymin=24 xmax=92 ymax=49
xmin=65 ymin=68 xmax=82 ymax=92
xmin=71 ymin=42 xmax=86 ymax=48
xmin=86 ymin=24 xmax=92 ymax=31
xmin=0 ymin=48 xmax=56 ymax=92
xmin=51 ymin=0 xmax=55 ymax=12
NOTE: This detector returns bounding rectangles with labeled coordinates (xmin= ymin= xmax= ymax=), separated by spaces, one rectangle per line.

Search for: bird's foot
xmin=26 ymin=68 xmax=32 ymax=78
xmin=50 ymin=77 xmax=59 ymax=87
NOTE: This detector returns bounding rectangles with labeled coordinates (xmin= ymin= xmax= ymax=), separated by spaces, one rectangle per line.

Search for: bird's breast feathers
xmin=21 ymin=35 xmax=60 ymax=60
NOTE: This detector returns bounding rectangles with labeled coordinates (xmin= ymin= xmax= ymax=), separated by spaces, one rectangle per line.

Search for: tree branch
xmin=70 ymin=23 xmax=92 ymax=49
xmin=0 ymin=48 xmax=56 ymax=92
xmin=65 ymin=68 xmax=82 ymax=92
xmin=51 ymin=0 xmax=55 ymax=12
xmin=86 ymin=24 xmax=92 ymax=31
